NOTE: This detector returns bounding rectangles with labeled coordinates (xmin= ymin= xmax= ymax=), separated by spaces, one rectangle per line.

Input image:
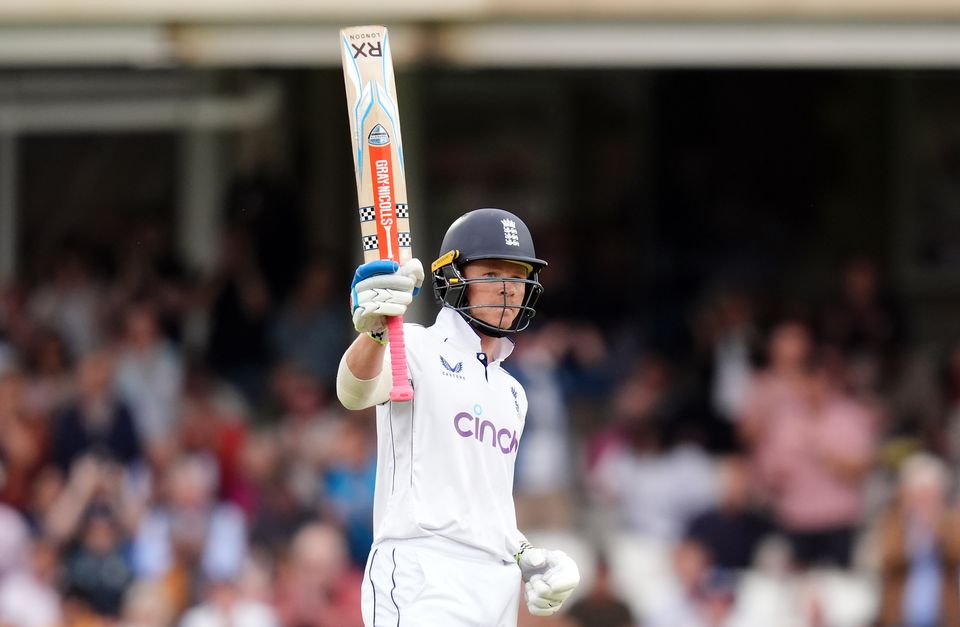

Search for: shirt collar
xmin=430 ymin=306 xmax=515 ymax=363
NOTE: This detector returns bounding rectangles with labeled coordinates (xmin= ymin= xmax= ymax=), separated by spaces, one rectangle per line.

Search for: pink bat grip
xmin=386 ymin=315 xmax=413 ymax=401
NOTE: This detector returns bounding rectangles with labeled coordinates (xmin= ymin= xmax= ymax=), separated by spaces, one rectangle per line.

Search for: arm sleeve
xmin=336 ymin=350 xmax=392 ymax=410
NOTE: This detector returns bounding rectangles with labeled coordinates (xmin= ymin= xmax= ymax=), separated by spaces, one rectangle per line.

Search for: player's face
xmin=463 ymin=260 xmax=529 ymax=330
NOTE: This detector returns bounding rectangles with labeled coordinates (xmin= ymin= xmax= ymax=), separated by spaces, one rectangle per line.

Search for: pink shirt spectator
xmin=759 ymin=391 xmax=875 ymax=530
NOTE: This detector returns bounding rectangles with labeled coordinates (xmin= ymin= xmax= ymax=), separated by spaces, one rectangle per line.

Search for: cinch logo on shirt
xmin=453 ymin=405 xmax=519 ymax=455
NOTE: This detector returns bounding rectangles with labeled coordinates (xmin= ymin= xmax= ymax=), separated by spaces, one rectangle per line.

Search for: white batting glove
xmin=350 ymin=258 xmax=424 ymax=337
xmin=516 ymin=542 xmax=580 ymax=616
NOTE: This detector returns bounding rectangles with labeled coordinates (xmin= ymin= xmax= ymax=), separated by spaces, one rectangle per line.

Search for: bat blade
xmin=341 ymin=25 xmax=414 ymax=402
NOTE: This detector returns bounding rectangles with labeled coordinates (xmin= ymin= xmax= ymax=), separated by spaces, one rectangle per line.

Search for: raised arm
xmin=335 ymin=258 xmax=423 ymax=410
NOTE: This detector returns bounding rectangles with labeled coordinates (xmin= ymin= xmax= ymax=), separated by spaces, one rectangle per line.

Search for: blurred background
xmin=1 ymin=2 xmax=960 ymax=626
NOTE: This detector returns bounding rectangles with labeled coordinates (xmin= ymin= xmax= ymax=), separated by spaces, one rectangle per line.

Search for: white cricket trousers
xmin=362 ymin=537 xmax=522 ymax=627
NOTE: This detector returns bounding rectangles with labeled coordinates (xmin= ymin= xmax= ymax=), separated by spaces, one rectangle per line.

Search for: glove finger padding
xmin=525 ymin=578 xmax=561 ymax=616
xmin=520 ymin=550 xmax=580 ymax=617
xmin=397 ymin=258 xmax=424 ymax=295
xmin=353 ymin=272 xmax=417 ymax=294
xmin=355 ymin=288 xmax=413 ymax=308
xmin=542 ymin=551 xmax=581 ymax=596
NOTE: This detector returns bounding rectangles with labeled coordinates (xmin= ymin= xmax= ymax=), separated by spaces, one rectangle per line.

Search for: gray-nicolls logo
xmin=501 ymin=219 xmax=520 ymax=247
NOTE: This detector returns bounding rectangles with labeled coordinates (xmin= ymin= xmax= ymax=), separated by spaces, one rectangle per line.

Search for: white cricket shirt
xmin=372 ymin=307 xmax=528 ymax=562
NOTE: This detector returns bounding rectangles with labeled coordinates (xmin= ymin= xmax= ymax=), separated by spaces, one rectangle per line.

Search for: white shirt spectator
xmin=594 ymin=443 xmax=717 ymax=542
xmin=115 ymin=341 xmax=183 ymax=444
xmin=0 ymin=571 xmax=63 ymax=627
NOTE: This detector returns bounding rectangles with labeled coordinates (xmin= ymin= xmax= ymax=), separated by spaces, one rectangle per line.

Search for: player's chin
xmin=479 ymin=307 xmax=519 ymax=329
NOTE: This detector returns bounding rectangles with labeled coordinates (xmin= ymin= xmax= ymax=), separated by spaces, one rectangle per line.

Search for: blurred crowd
xmin=0 ymin=207 xmax=365 ymax=626
xmin=515 ymin=255 xmax=960 ymax=627
xmin=0 ymin=200 xmax=958 ymax=627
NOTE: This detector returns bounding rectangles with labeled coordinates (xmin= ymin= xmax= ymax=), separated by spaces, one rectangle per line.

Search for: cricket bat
xmin=340 ymin=25 xmax=414 ymax=402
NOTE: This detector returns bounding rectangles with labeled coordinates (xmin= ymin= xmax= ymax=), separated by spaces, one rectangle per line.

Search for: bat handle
xmin=386 ymin=315 xmax=413 ymax=402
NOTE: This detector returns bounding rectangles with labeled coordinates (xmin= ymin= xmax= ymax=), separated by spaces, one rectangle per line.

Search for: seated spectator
xmin=941 ymin=343 xmax=960 ymax=465
xmin=644 ymin=539 xmax=737 ymax=627
xmin=0 ymin=533 xmax=62 ymax=627
xmin=132 ymin=455 xmax=247 ymax=613
xmin=178 ymin=363 xmax=250 ymax=510
xmin=44 ymin=453 xmax=135 ymax=549
xmin=241 ymin=431 xmax=314 ymax=556
xmin=114 ymin=300 xmax=184 ymax=448
xmin=877 ymin=453 xmax=960 ymax=627
xmin=121 ymin=581 xmax=177 ymax=627
xmin=52 ymin=351 xmax=142 ymax=474
xmin=26 ymin=244 xmax=105 ymax=359
xmin=270 ymin=261 xmax=347 ymax=386
xmin=63 ymin=504 xmax=134 ymax=619
xmin=202 ymin=225 xmax=271 ymax=404
xmin=564 ymin=555 xmax=634 ymax=627
xmin=590 ymin=357 xmax=717 ymax=542
xmin=273 ymin=523 xmax=363 ymax=627
xmin=820 ymin=256 xmax=907 ymax=394
xmin=22 ymin=327 xmax=74 ymax=418
xmin=321 ymin=418 xmax=376 ymax=567
xmin=272 ymin=364 xmax=343 ymax=508
xmin=0 ymin=371 xmax=49 ymax=509
xmin=686 ymin=455 xmax=773 ymax=571
xmin=179 ymin=579 xmax=279 ymax=627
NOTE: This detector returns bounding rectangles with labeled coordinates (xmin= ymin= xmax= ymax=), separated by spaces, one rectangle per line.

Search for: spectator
xmin=107 ymin=218 xmax=189 ymax=344
xmin=63 ymin=504 xmax=134 ymax=618
xmin=241 ymin=431 xmax=314 ymax=556
xmin=564 ymin=555 xmax=634 ymax=627
xmin=0 ymin=371 xmax=49 ymax=509
xmin=121 ymin=581 xmax=177 ymax=627
xmin=27 ymin=245 xmax=105 ymax=359
xmin=686 ymin=455 xmax=773 ymax=571
xmin=22 ymin=328 xmax=74 ymax=419
xmin=644 ymin=539 xmax=736 ymax=627
xmin=273 ymin=523 xmax=363 ymax=627
xmin=273 ymin=364 xmax=341 ymax=508
xmin=877 ymin=453 xmax=960 ymax=627
xmin=941 ymin=343 xmax=960 ymax=465
xmin=590 ymin=357 xmax=717 ymax=542
xmin=0 ymin=533 xmax=62 ymax=627
xmin=132 ymin=455 xmax=247 ymax=612
xmin=820 ymin=256 xmax=908 ymax=396
xmin=202 ymin=226 xmax=271 ymax=404
xmin=114 ymin=300 xmax=184 ymax=449
xmin=178 ymin=363 xmax=250 ymax=510
xmin=179 ymin=579 xmax=279 ymax=627
xmin=0 ymin=503 xmax=30 ymax=578
xmin=52 ymin=351 xmax=142 ymax=474
xmin=695 ymin=284 xmax=762 ymax=423
xmin=44 ymin=453 xmax=133 ymax=548
xmin=738 ymin=318 xmax=814 ymax=451
xmin=270 ymin=261 xmax=347 ymax=386
xmin=321 ymin=418 xmax=376 ymax=568
xmin=755 ymin=356 xmax=876 ymax=568
xmin=0 ymin=283 xmax=16 ymax=374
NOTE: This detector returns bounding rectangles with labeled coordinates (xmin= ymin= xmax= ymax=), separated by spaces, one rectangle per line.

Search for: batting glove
xmin=516 ymin=542 xmax=580 ymax=617
xmin=350 ymin=258 xmax=423 ymax=338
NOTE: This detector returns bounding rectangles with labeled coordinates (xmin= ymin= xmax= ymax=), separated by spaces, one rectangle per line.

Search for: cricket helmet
xmin=432 ymin=208 xmax=546 ymax=338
